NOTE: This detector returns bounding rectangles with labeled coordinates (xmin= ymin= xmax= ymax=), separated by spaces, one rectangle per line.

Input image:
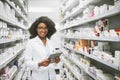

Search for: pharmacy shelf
xmin=0 ymin=48 xmax=25 ymax=70
xmin=63 ymin=45 xmax=119 ymax=71
xmin=61 ymin=0 xmax=67 ymax=5
xmin=62 ymin=0 xmax=79 ymax=14
xmin=62 ymin=58 xmax=82 ymax=80
xmin=61 ymin=8 xmax=120 ymax=30
xmin=60 ymin=0 xmax=120 ymax=79
xmin=0 ymin=38 xmax=22 ymax=44
xmin=89 ymin=55 xmax=119 ymax=70
xmin=85 ymin=71 xmax=97 ymax=80
xmin=5 ymin=0 xmax=28 ymax=22
xmin=21 ymin=67 xmax=32 ymax=80
xmin=63 ymin=54 xmax=85 ymax=71
xmin=0 ymin=14 xmax=27 ymax=29
xmin=9 ymin=68 xmax=18 ymax=80
xmin=63 ymin=54 xmax=97 ymax=80
xmin=14 ymin=65 xmax=26 ymax=80
xmin=12 ymin=0 xmax=27 ymax=15
xmin=61 ymin=0 xmax=101 ymax=23
xmin=73 ymin=59 xmax=97 ymax=80
xmin=62 ymin=35 xmax=120 ymax=42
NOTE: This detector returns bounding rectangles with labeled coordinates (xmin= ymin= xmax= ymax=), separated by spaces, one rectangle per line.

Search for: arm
xmin=38 ymin=59 xmax=50 ymax=67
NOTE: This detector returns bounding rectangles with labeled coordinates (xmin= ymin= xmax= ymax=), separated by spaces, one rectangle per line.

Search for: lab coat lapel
xmin=35 ymin=36 xmax=45 ymax=46
xmin=33 ymin=36 xmax=48 ymax=58
xmin=34 ymin=36 xmax=53 ymax=58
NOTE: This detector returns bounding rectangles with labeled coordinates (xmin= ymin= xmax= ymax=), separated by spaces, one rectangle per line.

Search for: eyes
xmin=37 ymin=27 xmax=48 ymax=31
xmin=37 ymin=23 xmax=48 ymax=31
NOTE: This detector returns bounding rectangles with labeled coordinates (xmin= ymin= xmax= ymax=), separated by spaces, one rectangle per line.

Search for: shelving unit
xmin=62 ymin=45 xmax=120 ymax=79
xmin=64 ymin=63 xmax=81 ymax=80
xmin=62 ymin=35 xmax=120 ymax=42
xmin=61 ymin=56 xmax=82 ymax=80
xmin=62 ymin=0 xmax=79 ymax=14
xmin=12 ymin=0 xmax=28 ymax=15
xmin=5 ymin=0 xmax=28 ymax=22
xmin=64 ymin=45 xmax=119 ymax=71
xmin=0 ymin=48 xmax=25 ymax=70
xmin=13 ymin=64 xmax=26 ymax=80
xmin=61 ymin=0 xmax=101 ymax=23
xmin=0 ymin=0 xmax=29 ymax=79
xmin=0 ymin=38 xmax=22 ymax=44
xmin=63 ymin=53 xmax=96 ymax=80
xmin=61 ymin=7 xmax=120 ymax=30
xmin=59 ymin=0 xmax=120 ymax=79
xmin=9 ymin=67 xmax=18 ymax=80
xmin=0 ymin=14 xmax=27 ymax=29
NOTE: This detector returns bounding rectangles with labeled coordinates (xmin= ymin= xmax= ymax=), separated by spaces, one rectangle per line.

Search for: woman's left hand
xmin=55 ymin=57 xmax=60 ymax=64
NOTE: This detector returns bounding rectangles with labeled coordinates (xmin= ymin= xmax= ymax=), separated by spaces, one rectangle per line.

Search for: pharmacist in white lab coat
xmin=24 ymin=16 xmax=60 ymax=80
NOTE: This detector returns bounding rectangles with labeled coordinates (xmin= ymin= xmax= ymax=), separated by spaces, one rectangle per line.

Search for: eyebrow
xmin=37 ymin=26 xmax=47 ymax=28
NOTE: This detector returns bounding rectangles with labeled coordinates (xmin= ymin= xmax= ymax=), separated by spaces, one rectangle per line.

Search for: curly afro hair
xmin=29 ymin=16 xmax=56 ymax=39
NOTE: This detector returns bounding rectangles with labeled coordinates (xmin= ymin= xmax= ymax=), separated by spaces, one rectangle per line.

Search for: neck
xmin=39 ymin=36 xmax=47 ymax=46
xmin=40 ymin=37 xmax=46 ymax=40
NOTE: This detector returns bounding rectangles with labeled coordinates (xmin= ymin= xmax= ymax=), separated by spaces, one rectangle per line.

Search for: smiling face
xmin=37 ymin=23 xmax=48 ymax=39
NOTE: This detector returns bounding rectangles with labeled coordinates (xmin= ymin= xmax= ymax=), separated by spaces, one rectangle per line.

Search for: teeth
xmin=41 ymin=33 xmax=45 ymax=35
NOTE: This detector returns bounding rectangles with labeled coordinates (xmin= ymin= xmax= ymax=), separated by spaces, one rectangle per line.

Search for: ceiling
xmin=28 ymin=0 xmax=61 ymax=29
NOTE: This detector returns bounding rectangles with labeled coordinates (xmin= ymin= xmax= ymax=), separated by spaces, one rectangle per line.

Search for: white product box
xmin=0 ymin=1 xmax=4 ymax=15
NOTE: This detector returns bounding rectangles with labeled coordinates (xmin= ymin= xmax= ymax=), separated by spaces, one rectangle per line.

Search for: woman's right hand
xmin=38 ymin=59 xmax=50 ymax=67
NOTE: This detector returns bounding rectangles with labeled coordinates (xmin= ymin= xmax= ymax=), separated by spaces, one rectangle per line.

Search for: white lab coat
xmin=24 ymin=36 xmax=56 ymax=80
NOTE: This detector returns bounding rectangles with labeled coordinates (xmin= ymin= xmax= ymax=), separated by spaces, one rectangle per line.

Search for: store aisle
xmin=0 ymin=0 xmax=120 ymax=80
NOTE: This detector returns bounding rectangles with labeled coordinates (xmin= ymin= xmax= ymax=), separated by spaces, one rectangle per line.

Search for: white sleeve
xmin=24 ymin=41 xmax=39 ymax=71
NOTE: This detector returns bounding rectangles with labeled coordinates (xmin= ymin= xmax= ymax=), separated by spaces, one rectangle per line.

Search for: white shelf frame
xmin=62 ymin=0 xmax=79 ymax=14
xmin=62 ymin=35 xmax=120 ymax=42
xmin=0 ymin=48 xmax=25 ymax=70
xmin=0 ymin=14 xmax=27 ymax=29
xmin=13 ymin=65 xmax=26 ymax=80
xmin=5 ymin=0 xmax=28 ymax=23
xmin=12 ymin=0 xmax=28 ymax=15
xmin=9 ymin=68 xmax=18 ymax=80
xmin=61 ymin=0 xmax=101 ymax=23
xmin=62 ymin=58 xmax=82 ymax=80
xmin=61 ymin=0 xmax=68 ymax=6
xmin=61 ymin=8 xmax=120 ymax=30
xmin=63 ymin=45 xmax=119 ymax=71
xmin=63 ymin=54 xmax=97 ymax=80
xmin=60 ymin=0 xmax=120 ymax=79
xmin=0 ymin=38 xmax=22 ymax=44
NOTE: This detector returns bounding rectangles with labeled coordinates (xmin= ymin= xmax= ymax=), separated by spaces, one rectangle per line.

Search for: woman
xmin=24 ymin=16 xmax=60 ymax=80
